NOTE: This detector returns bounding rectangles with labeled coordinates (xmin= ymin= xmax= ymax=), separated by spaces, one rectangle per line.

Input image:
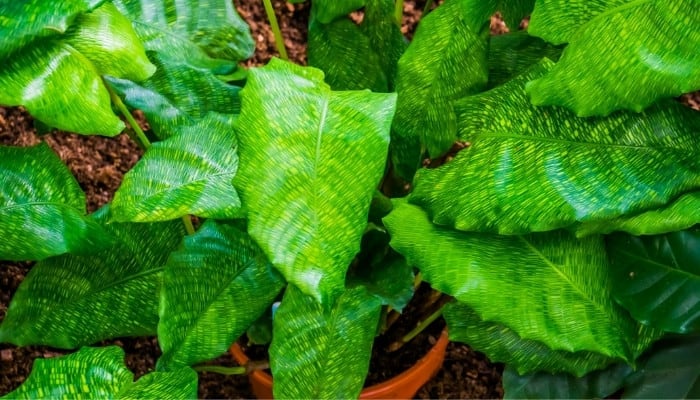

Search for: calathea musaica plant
xmin=1 ymin=0 xmax=700 ymax=398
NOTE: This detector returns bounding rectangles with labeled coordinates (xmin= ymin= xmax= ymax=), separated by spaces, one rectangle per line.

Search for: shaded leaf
xmin=311 ymin=0 xmax=366 ymax=24
xmin=362 ymin=0 xmax=407 ymax=90
xmin=157 ymin=220 xmax=285 ymax=370
xmin=111 ymin=113 xmax=241 ymax=222
xmin=384 ymin=201 xmax=659 ymax=361
xmin=487 ymin=31 xmax=562 ymax=88
xmin=409 ymin=59 xmax=700 ymax=236
xmin=391 ymin=0 xmax=489 ymax=180
xmin=527 ymin=1 xmax=700 ymax=116
xmin=502 ymin=362 xmax=632 ymax=399
xmin=117 ymin=368 xmax=198 ymax=399
xmin=233 ymin=59 xmax=395 ymax=305
xmin=607 ymin=228 xmax=700 ymax=333
xmin=270 ymin=285 xmax=382 ymax=399
xmin=461 ymin=0 xmax=535 ymax=30
xmin=0 ymin=144 xmax=110 ymax=261
xmin=0 ymin=205 xmax=185 ymax=348
xmin=1 ymin=346 xmax=133 ymax=399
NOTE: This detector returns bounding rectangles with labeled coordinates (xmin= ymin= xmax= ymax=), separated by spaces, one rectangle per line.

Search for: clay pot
xmin=230 ymin=329 xmax=449 ymax=399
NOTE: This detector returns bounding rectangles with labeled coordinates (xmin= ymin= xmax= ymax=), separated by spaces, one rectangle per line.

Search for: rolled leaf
xmin=311 ymin=0 xmax=365 ymax=24
xmin=410 ymin=59 xmax=700 ymax=236
xmin=270 ymin=285 xmax=382 ymax=399
xmin=527 ymin=0 xmax=700 ymax=116
xmin=607 ymin=228 xmax=700 ymax=334
xmin=384 ymin=201 xmax=659 ymax=360
xmin=233 ymin=59 xmax=395 ymax=305
xmin=117 ymin=368 xmax=198 ymax=399
xmin=0 ymin=144 xmax=111 ymax=261
xmin=0 ymin=205 xmax=185 ymax=348
xmin=111 ymin=113 xmax=241 ymax=222
xmin=157 ymin=220 xmax=285 ymax=370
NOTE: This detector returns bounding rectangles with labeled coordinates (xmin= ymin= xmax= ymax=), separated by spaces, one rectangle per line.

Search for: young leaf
xmin=502 ymin=362 xmax=633 ymax=399
xmin=607 ymin=228 xmax=700 ymax=334
xmin=270 ymin=285 xmax=382 ymax=399
xmin=311 ymin=0 xmax=366 ymax=24
xmin=410 ymin=59 xmax=700 ymax=236
xmin=487 ymin=31 xmax=562 ymax=88
xmin=116 ymin=368 xmax=198 ymax=400
xmin=0 ymin=205 xmax=185 ymax=348
xmin=233 ymin=59 xmax=395 ymax=306
xmin=391 ymin=0 xmax=489 ymax=180
xmin=0 ymin=144 xmax=111 ymax=261
xmin=111 ymin=113 xmax=241 ymax=222
xmin=157 ymin=220 xmax=285 ymax=370
xmin=384 ymin=201 xmax=659 ymax=361
xmin=527 ymin=1 xmax=700 ymax=116
xmin=2 ymin=346 xmax=133 ymax=399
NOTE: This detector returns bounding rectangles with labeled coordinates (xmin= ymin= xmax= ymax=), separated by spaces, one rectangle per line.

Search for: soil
xmin=2 ymin=0 xmax=698 ymax=399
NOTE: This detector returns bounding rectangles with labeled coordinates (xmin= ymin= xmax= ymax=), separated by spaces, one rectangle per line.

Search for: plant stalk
xmin=394 ymin=0 xmax=404 ymax=26
xmin=390 ymin=306 xmax=443 ymax=352
xmin=422 ymin=0 xmax=434 ymax=16
xmin=262 ymin=0 xmax=288 ymax=60
xmin=193 ymin=365 xmax=247 ymax=375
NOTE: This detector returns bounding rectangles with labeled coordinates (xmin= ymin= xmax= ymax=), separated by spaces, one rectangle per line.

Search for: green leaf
xmin=409 ymin=59 xmax=700 ymax=236
xmin=527 ymin=1 xmax=700 ymax=116
xmin=112 ymin=0 xmax=254 ymax=71
xmin=460 ymin=0 xmax=535 ymax=30
xmin=0 ymin=205 xmax=185 ymax=348
xmin=105 ymin=53 xmax=242 ymax=140
xmin=270 ymin=285 xmax=382 ymax=399
xmin=502 ymin=362 xmax=632 ymax=399
xmin=111 ymin=113 xmax=241 ymax=222
xmin=607 ymin=228 xmax=700 ymax=334
xmin=384 ymin=201 xmax=658 ymax=361
xmin=117 ymin=368 xmax=198 ymax=399
xmin=623 ymin=335 xmax=700 ymax=399
xmin=0 ymin=144 xmax=111 ymax=261
xmin=157 ymin=220 xmax=285 ymax=370
xmin=311 ymin=0 xmax=366 ymax=24
xmin=391 ymin=0 xmax=489 ymax=180
xmin=487 ymin=31 xmax=562 ymax=88
xmin=233 ymin=59 xmax=395 ymax=305
xmin=362 ymin=0 xmax=407 ymax=90
xmin=1 ymin=346 xmax=133 ymax=399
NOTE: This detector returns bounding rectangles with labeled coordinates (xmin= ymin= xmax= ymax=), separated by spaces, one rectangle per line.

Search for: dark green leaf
xmin=233 ymin=59 xmax=395 ymax=305
xmin=0 ymin=144 xmax=111 ymax=261
xmin=362 ymin=0 xmax=407 ymax=90
xmin=0 ymin=205 xmax=185 ymax=348
xmin=111 ymin=113 xmax=241 ymax=222
xmin=1 ymin=346 xmax=133 ymax=399
xmin=246 ymin=311 xmax=274 ymax=345
xmin=391 ymin=0 xmax=489 ymax=180
xmin=527 ymin=1 xmax=700 ymax=116
xmin=157 ymin=220 xmax=285 ymax=370
xmin=410 ymin=59 xmax=700 ymax=236
xmin=270 ymin=285 xmax=382 ymax=399
xmin=461 ymin=0 xmax=535 ymax=30
xmin=311 ymin=0 xmax=366 ymax=24
xmin=607 ymin=228 xmax=700 ymax=334
xmin=117 ymin=368 xmax=198 ymax=399
xmin=502 ymin=362 xmax=632 ymax=399
xmin=487 ymin=31 xmax=562 ymax=88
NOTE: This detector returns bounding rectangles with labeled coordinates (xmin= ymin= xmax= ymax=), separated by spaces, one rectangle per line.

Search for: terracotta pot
xmin=230 ymin=329 xmax=449 ymax=399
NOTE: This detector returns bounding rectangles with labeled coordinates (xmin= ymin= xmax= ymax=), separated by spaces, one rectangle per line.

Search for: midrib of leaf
xmin=129 ymin=171 xmax=235 ymax=198
xmin=472 ymin=132 xmax=679 ymax=152
xmin=313 ymin=303 xmax=343 ymax=398
xmin=312 ymin=97 xmax=329 ymax=236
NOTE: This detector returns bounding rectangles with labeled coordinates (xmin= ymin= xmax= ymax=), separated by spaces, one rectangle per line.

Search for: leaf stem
xmin=394 ymin=0 xmax=404 ymax=25
xmin=400 ymin=305 xmax=443 ymax=345
xmin=193 ymin=365 xmax=247 ymax=375
xmin=262 ymin=0 xmax=288 ymax=60
xmin=422 ymin=0 xmax=434 ymax=16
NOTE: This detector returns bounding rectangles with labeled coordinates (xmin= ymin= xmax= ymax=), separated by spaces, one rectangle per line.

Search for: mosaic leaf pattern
xmin=234 ymin=59 xmax=395 ymax=305
xmin=410 ymin=60 xmax=700 ymax=236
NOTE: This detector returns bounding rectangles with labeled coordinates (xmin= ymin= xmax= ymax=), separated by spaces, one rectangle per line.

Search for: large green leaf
xmin=111 ymin=113 xmax=241 ymax=222
xmin=0 ymin=205 xmax=185 ymax=348
xmin=391 ymin=0 xmax=489 ymax=180
xmin=0 ymin=144 xmax=111 ymax=261
xmin=607 ymin=228 xmax=700 ymax=334
xmin=0 ymin=2 xmax=155 ymax=135
xmin=233 ymin=59 xmax=395 ymax=305
xmin=311 ymin=0 xmax=366 ymax=24
xmin=384 ymin=201 xmax=658 ymax=361
xmin=270 ymin=285 xmax=382 ymax=399
xmin=105 ymin=53 xmax=242 ymax=140
xmin=527 ymin=0 xmax=700 ymax=116
xmin=502 ymin=362 xmax=632 ymax=399
xmin=409 ymin=60 xmax=700 ymax=236
xmin=117 ymin=368 xmax=198 ymax=400
xmin=487 ymin=31 xmax=562 ymax=88
xmin=157 ymin=220 xmax=285 ymax=370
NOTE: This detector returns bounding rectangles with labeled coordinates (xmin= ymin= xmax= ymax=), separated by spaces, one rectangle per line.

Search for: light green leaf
xmin=111 ymin=113 xmax=241 ymax=222
xmin=1 ymin=346 xmax=133 ymax=399
xmin=384 ymin=201 xmax=658 ymax=361
xmin=488 ymin=31 xmax=562 ymax=88
xmin=157 ymin=220 xmax=285 ymax=370
xmin=117 ymin=368 xmax=198 ymax=399
xmin=409 ymin=60 xmax=700 ymax=236
xmin=502 ymin=362 xmax=632 ymax=399
xmin=233 ymin=59 xmax=395 ymax=305
xmin=391 ymin=0 xmax=489 ymax=180
xmin=270 ymin=285 xmax=382 ymax=399
xmin=527 ymin=1 xmax=700 ymax=116
xmin=607 ymin=228 xmax=700 ymax=334
xmin=311 ymin=0 xmax=366 ymax=24
xmin=0 ymin=144 xmax=111 ymax=261
xmin=0 ymin=205 xmax=185 ymax=348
